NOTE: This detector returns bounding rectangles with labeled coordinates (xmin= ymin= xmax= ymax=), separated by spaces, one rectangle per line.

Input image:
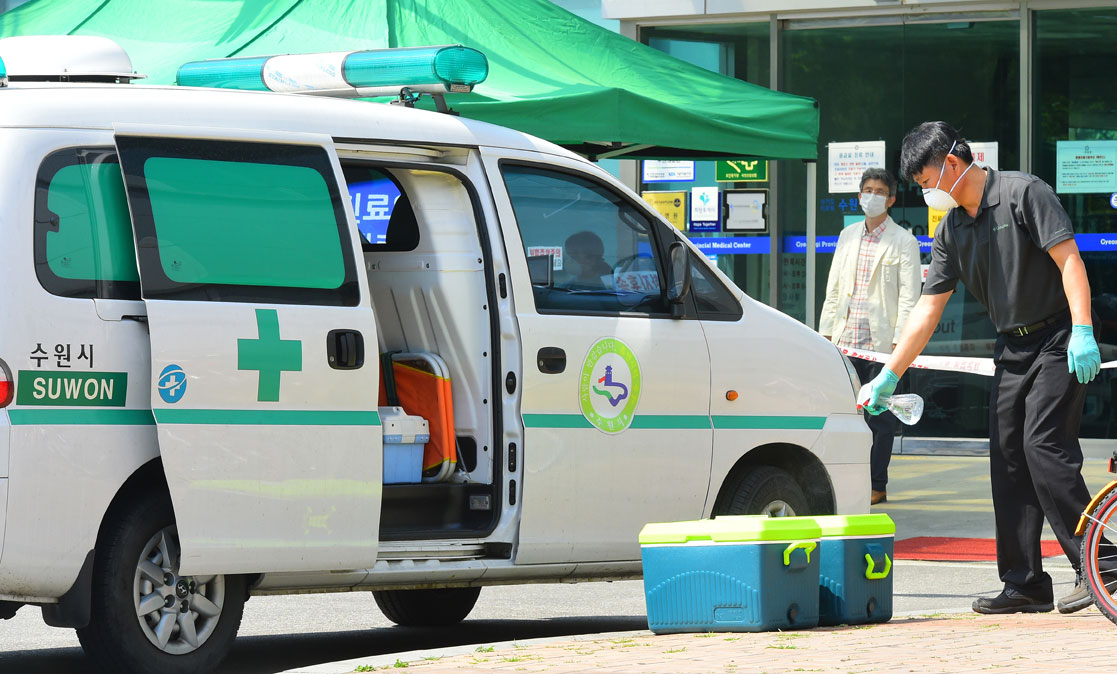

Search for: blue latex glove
xmin=860 ymin=369 xmax=900 ymax=416
xmin=1068 ymin=324 xmax=1101 ymax=384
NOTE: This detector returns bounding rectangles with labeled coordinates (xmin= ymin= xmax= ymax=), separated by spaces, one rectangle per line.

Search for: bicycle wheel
xmin=1080 ymin=485 xmax=1117 ymax=625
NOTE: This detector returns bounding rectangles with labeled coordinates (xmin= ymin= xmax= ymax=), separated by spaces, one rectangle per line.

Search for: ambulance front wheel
xmin=713 ymin=465 xmax=809 ymax=518
xmin=373 ymin=587 xmax=482 ymax=627
xmin=76 ymin=489 xmax=246 ymax=674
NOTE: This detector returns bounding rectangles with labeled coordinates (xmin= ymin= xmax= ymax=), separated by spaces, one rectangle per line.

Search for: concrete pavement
xmin=286 ymin=454 xmax=1117 ymax=673
xmin=320 ymin=611 xmax=1114 ymax=673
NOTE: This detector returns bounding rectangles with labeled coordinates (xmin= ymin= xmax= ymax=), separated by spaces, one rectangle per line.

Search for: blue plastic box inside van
xmin=639 ymin=516 xmax=821 ymax=633
xmin=379 ymin=406 xmax=429 ymax=484
xmin=814 ymin=514 xmax=895 ymax=626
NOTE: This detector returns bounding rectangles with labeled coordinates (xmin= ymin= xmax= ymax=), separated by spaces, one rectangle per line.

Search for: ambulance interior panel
xmin=344 ymin=162 xmax=497 ymax=540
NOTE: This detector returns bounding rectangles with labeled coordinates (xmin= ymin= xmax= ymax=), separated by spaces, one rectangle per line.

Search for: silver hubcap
xmin=133 ymin=526 xmax=225 ymax=655
xmin=763 ymin=500 xmax=796 ymax=517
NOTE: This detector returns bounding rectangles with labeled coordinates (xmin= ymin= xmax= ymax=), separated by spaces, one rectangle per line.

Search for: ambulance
xmin=0 ymin=36 xmax=869 ymax=673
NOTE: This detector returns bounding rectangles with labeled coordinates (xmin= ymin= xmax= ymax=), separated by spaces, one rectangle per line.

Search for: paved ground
xmin=332 ymin=611 xmax=1114 ymax=673
xmin=874 ymin=453 xmax=1114 ymax=541
xmin=281 ymin=454 xmax=1117 ymax=673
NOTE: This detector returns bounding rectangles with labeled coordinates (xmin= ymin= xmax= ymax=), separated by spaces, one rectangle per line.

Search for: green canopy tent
xmin=0 ymin=0 xmax=818 ymax=160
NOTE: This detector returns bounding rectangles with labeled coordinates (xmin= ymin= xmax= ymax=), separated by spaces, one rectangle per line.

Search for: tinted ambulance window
xmin=341 ymin=164 xmax=419 ymax=252
xmin=502 ymin=165 xmax=667 ymax=315
xmin=116 ymin=137 xmax=358 ymax=306
xmin=688 ymin=253 xmax=742 ymax=321
xmin=34 ymin=148 xmax=141 ymax=300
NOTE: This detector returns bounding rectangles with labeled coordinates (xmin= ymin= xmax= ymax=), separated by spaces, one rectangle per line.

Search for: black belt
xmin=1002 ymin=312 xmax=1068 ymax=337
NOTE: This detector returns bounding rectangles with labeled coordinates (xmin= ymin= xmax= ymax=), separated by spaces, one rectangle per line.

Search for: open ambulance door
xmin=114 ymin=126 xmax=382 ymax=576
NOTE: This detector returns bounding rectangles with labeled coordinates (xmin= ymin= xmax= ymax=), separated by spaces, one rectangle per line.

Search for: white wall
xmin=550 ymin=0 xmax=619 ymax=30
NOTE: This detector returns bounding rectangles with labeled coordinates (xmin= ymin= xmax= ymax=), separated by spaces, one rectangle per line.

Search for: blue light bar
xmin=176 ymin=46 xmax=488 ymax=98
xmin=0 ymin=55 xmax=7 ymax=86
xmin=176 ymin=56 xmax=269 ymax=91
xmin=344 ymin=46 xmax=487 ymax=92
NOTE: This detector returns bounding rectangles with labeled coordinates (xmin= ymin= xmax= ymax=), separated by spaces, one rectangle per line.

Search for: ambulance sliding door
xmin=485 ymin=151 xmax=713 ymax=564
xmin=114 ymin=128 xmax=381 ymax=576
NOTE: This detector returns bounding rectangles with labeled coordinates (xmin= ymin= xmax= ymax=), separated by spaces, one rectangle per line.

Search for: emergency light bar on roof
xmin=176 ymin=45 xmax=488 ymax=107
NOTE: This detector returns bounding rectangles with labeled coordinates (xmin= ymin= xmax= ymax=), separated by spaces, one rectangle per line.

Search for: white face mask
xmin=860 ymin=192 xmax=888 ymax=218
xmin=922 ymin=140 xmax=974 ymax=211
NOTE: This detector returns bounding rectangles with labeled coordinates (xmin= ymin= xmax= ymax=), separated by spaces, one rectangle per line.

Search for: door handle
xmin=327 ymin=329 xmax=365 ymax=370
xmin=537 ymin=347 xmax=566 ymax=374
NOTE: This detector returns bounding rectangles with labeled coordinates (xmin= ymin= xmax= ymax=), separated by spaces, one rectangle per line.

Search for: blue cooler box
xmin=639 ymin=516 xmax=821 ymax=633
xmin=814 ymin=514 xmax=895 ymax=626
xmin=379 ymin=406 xmax=429 ymax=484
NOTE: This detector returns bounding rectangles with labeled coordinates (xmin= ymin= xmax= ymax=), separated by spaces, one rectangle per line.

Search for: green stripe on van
xmin=153 ymin=409 xmax=380 ymax=426
xmin=521 ymin=413 xmax=594 ymax=429
xmin=630 ymin=415 xmax=711 ymax=429
xmin=521 ymin=414 xmax=712 ymax=430
xmin=522 ymin=414 xmax=820 ymax=430
xmin=712 ymin=415 xmax=826 ymax=430
xmin=8 ymin=409 xmax=156 ymax=425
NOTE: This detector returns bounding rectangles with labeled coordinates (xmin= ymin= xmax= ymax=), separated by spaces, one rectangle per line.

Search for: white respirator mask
xmin=922 ymin=140 xmax=974 ymax=211
xmin=860 ymin=192 xmax=889 ymax=218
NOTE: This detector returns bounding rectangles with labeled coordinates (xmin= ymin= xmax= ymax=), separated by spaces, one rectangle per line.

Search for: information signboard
xmin=828 ymin=141 xmax=886 ymax=194
xmin=969 ymin=141 xmax=999 ymax=169
xmin=641 ymin=191 xmax=687 ymax=230
xmin=716 ymin=159 xmax=768 ymax=182
xmin=724 ymin=189 xmax=767 ymax=232
xmin=1057 ymin=140 xmax=1117 ymax=193
xmin=690 ymin=186 xmax=720 ymax=229
xmin=642 ymin=160 xmax=695 ymax=183
xmin=348 ymin=177 xmax=401 ymax=244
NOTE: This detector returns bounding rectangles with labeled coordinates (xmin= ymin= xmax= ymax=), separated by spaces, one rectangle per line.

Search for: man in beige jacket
xmin=819 ymin=167 xmax=922 ymax=504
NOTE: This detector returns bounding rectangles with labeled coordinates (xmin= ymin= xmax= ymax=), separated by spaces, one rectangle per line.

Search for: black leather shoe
xmin=1057 ymin=580 xmax=1092 ymax=614
xmin=972 ymin=588 xmax=1053 ymax=614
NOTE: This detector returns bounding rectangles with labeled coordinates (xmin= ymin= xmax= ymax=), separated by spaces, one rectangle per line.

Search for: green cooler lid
xmin=813 ymin=514 xmax=895 ymax=537
xmin=639 ymin=516 xmax=820 ymax=545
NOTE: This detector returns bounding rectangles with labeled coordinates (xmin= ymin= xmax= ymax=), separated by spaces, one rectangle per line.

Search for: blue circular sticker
xmin=158 ymin=364 xmax=187 ymax=404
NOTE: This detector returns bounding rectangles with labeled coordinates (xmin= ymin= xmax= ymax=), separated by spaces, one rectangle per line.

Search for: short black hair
xmin=900 ymin=121 xmax=974 ymax=181
xmin=859 ymin=167 xmax=897 ymax=197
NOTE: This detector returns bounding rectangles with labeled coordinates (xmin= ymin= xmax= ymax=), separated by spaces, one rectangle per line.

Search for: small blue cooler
xmin=379 ymin=406 xmax=429 ymax=484
xmin=814 ymin=514 xmax=895 ymax=626
xmin=639 ymin=516 xmax=821 ymax=633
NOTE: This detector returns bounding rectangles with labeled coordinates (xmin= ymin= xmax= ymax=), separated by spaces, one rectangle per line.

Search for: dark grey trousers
xmin=851 ymin=357 xmax=899 ymax=492
xmin=990 ymin=319 xmax=1092 ymax=598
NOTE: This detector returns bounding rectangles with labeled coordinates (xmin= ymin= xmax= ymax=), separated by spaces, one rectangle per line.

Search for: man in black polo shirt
xmin=862 ymin=121 xmax=1102 ymax=615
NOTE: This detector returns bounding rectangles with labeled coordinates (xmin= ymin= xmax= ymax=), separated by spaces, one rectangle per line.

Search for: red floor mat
xmin=894 ymin=537 xmax=1064 ymax=562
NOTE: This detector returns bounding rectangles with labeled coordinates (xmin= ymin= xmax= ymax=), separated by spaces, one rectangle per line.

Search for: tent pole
xmin=594 ymin=143 xmax=653 ymax=160
xmin=768 ymin=14 xmax=782 ymax=310
xmin=805 ymin=161 xmax=817 ymax=329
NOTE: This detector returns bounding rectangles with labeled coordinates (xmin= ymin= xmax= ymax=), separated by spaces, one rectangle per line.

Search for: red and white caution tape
xmin=838 ymin=346 xmax=1117 ymax=377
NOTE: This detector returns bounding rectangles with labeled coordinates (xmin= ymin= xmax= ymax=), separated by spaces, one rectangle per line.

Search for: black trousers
xmin=990 ymin=319 xmax=1092 ymax=598
xmin=850 ymin=358 xmax=899 ymax=492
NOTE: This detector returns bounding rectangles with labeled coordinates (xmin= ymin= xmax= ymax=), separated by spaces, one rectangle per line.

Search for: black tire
xmin=76 ymin=490 xmax=246 ymax=674
xmin=713 ymin=465 xmax=809 ymax=517
xmin=373 ymin=587 xmax=482 ymax=627
xmin=1080 ymin=485 xmax=1117 ymax=626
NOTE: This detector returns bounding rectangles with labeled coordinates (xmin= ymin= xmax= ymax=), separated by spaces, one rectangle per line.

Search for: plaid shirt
xmin=836 ymin=221 xmax=887 ymax=350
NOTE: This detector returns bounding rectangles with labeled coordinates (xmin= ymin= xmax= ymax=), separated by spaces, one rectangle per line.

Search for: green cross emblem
xmin=238 ymin=309 xmax=302 ymax=402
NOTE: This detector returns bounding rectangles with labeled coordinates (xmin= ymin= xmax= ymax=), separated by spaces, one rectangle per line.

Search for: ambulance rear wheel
xmin=714 ymin=466 xmax=808 ymax=518
xmin=76 ymin=490 xmax=246 ymax=674
xmin=374 ymin=587 xmax=482 ymax=627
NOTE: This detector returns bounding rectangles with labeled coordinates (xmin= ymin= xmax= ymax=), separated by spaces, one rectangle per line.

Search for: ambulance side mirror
xmin=666 ymin=241 xmax=691 ymax=319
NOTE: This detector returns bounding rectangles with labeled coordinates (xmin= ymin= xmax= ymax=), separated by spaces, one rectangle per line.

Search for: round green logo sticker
xmin=579 ymin=338 xmax=642 ymax=434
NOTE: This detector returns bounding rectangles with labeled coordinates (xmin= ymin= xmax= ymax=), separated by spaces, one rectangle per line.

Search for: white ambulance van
xmin=0 ymin=36 xmax=868 ymax=673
